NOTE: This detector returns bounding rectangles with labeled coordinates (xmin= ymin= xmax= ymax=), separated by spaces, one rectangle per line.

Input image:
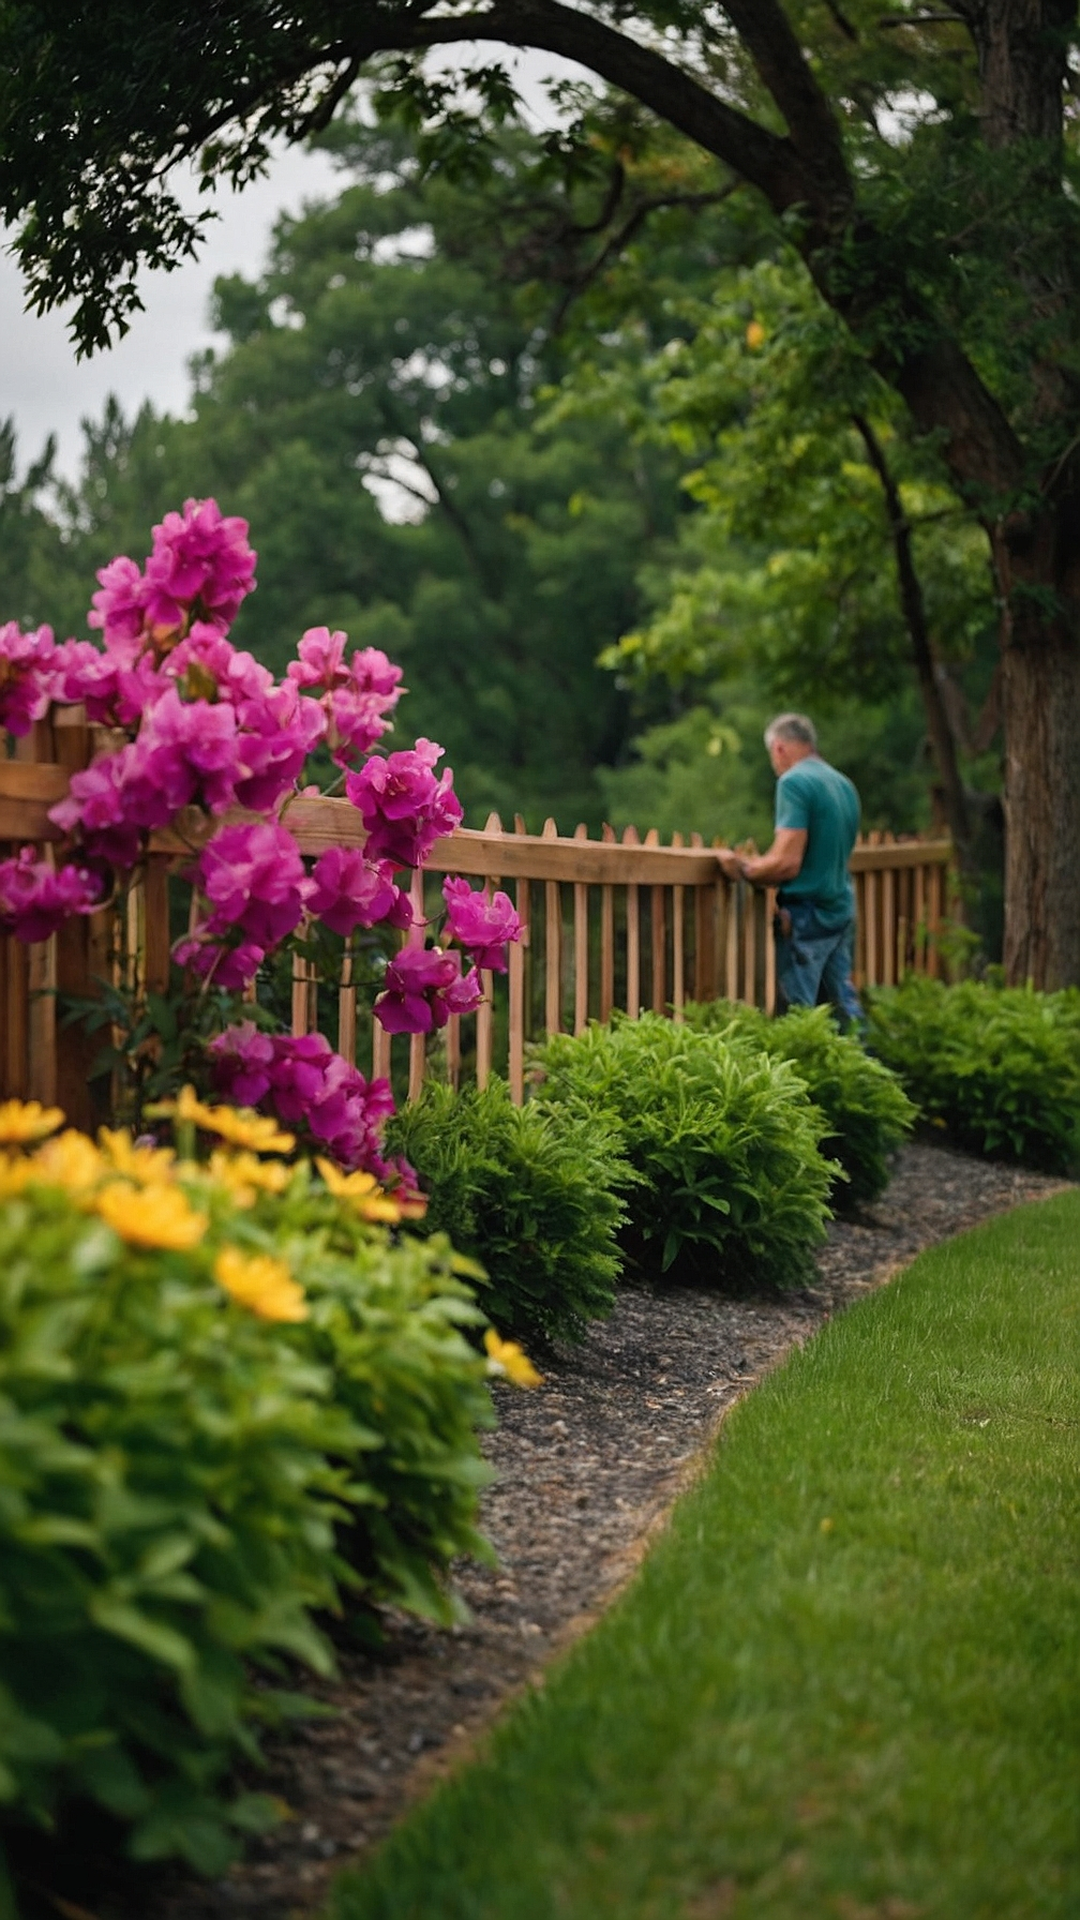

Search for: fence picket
xmin=573 ymin=823 xmax=589 ymax=1035
xmin=600 ymin=822 xmax=616 ymax=1021
xmin=670 ymin=830 xmax=685 ymax=1022
xmin=507 ymin=815 xmax=529 ymax=1103
xmin=623 ymin=825 xmax=641 ymax=1016
xmin=542 ymin=817 xmax=562 ymax=1036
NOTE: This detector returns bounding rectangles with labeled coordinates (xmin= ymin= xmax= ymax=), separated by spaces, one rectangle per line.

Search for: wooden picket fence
xmin=1 ymin=711 xmax=953 ymax=1129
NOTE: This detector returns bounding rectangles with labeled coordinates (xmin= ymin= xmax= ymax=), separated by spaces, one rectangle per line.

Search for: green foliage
xmin=530 ymin=1013 xmax=834 ymax=1284
xmin=582 ymin=256 xmax=999 ymax=835
xmin=257 ymin=1168 xmax=495 ymax=1623
xmin=385 ymin=1079 xmax=631 ymax=1346
xmin=867 ymin=975 xmax=1080 ymax=1174
xmin=683 ymin=1001 xmax=916 ymax=1208
xmin=0 ymin=1147 xmax=492 ymax=1884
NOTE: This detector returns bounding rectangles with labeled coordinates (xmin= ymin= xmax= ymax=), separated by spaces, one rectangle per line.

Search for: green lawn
xmin=327 ymin=1195 xmax=1080 ymax=1920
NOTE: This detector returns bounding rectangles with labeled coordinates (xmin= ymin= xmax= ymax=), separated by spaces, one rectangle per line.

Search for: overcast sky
xmin=0 ymin=50 xmax=584 ymax=482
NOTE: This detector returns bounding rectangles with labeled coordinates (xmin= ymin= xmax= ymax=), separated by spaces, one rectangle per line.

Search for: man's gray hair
xmin=764 ymin=712 xmax=817 ymax=750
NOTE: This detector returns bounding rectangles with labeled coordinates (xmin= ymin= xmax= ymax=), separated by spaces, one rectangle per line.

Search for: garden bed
xmin=27 ymin=1140 xmax=1067 ymax=1920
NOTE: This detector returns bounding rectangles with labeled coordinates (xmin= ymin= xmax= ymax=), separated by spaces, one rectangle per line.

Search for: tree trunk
xmin=995 ymin=499 xmax=1080 ymax=987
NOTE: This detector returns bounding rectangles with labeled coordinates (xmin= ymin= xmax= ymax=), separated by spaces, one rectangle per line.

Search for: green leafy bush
xmin=684 ymin=1001 xmax=916 ymax=1208
xmin=866 ymin=976 xmax=1080 ymax=1173
xmin=530 ymin=1014 xmax=835 ymax=1285
xmin=385 ymin=1079 xmax=631 ymax=1345
xmin=0 ymin=1111 xmax=493 ymax=1888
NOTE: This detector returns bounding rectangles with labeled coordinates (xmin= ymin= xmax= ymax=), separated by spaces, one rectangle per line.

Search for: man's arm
xmin=717 ymin=828 xmax=806 ymax=885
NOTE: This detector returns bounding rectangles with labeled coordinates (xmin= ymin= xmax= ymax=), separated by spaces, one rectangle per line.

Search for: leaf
xmin=87 ymin=1596 xmax=196 ymax=1675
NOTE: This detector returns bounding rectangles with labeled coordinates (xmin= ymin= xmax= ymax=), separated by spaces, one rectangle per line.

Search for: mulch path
xmin=47 ymin=1143 xmax=1072 ymax=1920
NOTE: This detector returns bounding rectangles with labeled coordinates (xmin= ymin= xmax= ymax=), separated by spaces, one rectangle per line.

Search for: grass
xmin=326 ymin=1195 xmax=1080 ymax=1920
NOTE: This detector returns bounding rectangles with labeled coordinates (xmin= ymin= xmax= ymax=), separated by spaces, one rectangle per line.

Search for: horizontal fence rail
xmin=2 ymin=713 xmax=953 ymax=1125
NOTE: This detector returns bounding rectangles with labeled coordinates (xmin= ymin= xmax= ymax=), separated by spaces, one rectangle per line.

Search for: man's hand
xmin=716 ymin=846 xmax=743 ymax=880
xmin=741 ymin=827 xmax=807 ymax=886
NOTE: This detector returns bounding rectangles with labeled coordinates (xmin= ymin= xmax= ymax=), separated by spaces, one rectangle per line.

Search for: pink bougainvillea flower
xmin=286 ymin=626 xmax=350 ymax=691
xmin=209 ymin=1026 xmax=397 ymax=1172
xmin=307 ymin=846 xmax=412 ymax=937
xmin=345 ymin=737 xmax=463 ymax=868
xmin=206 ymin=1022 xmax=276 ymax=1107
xmin=172 ymin=932 xmax=266 ymax=992
xmin=167 ymin=625 xmax=275 ymax=708
xmin=48 ymin=750 xmax=144 ymax=869
xmin=51 ymin=636 xmax=166 ymax=729
xmin=134 ymin=687 xmax=242 ymax=818
xmin=0 ymin=622 xmax=58 ymax=737
xmin=230 ymin=679 xmax=326 ymax=813
xmin=374 ymin=944 xmax=484 ymax=1035
xmin=196 ymin=820 xmax=310 ymax=949
xmin=50 ymin=690 xmax=244 ymax=866
xmin=0 ymin=847 xmax=101 ymax=942
xmin=287 ymin=633 xmax=402 ymax=767
xmin=442 ymin=875 xmax=522 ymax=971
xmin=143 ymin=498 xmax=257 ymax=636
xmin=326 ymin=681 xmax=397 ymax=764
xmin=87 ymin=555 xmax=149 ymax=647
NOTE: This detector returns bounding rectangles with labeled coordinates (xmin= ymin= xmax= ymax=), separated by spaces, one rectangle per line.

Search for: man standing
xmin=717 ymin=713 xmax=863 ymax=1027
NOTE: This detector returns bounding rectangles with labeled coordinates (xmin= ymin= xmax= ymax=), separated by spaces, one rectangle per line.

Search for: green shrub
xmin=530 ymin=1013 xmax=835 ymax=1285
xmin=866 ymin=975 xmax=1080 ymax=1173
xmin=385 ymin=1079 xmax=631 ymax=1345
xmin=0 ymin=1113 xmax=493 ymax=1887
xmin=684 ymin=1001 xmax=916 ymax=1208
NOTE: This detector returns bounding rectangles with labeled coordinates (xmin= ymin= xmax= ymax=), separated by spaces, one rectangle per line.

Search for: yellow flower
xmin=745 ymin=319 xmax=766 ymax=350
xmin=98 ymin=1128 xmax=177 ymax=1185
xmin=31 ymin=1129 xmax=105 ymax=1194
xmin=214 ymin=1246 xmax=308 ymax=1322
xmin=207 ymin=1149 xmax=291 ymax=1208
xmin=96 ymin=1181 xmax=207 ymax=1250
xmin=166 ymin=1085 xmax=217 ymax=1129
xmin=153 ymin=1087 xmax=295 ymax=1155
xmin=196 ymin=1105 xmax=295 ymax=1155
xmin=0 ymin=1152 xmax=34 ymax=1198
xmin=0 ymin=1099 xmax=65 ymax=1145
xmin=484 ymin=1329 xmax=544 ymax=1388
xmin=314 ymin=1157 xmax=403 ymax=1223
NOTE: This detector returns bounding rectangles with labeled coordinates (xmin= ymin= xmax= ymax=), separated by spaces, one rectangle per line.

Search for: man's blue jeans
xmin=774 ymin=899 xmax=863 ymax=1029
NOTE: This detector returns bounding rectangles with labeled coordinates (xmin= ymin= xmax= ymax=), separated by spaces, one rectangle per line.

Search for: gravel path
xmin=87 ymin=1143 xmax=1069 ymax=1920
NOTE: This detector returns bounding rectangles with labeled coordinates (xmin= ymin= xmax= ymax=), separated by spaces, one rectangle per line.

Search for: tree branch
xmin=853 ymin=411 xmax=973 ymax=856
xmin=346 ymin=0 xmax=818 ymax=220
xmin=720 ymin=0 xmax=852 ymax=206
xmin=548 ymin=182 xmax=744 ymax=332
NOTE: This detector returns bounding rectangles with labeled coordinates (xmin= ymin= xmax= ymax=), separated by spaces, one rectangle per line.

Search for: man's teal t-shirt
xmin=774 ymin=755 xmax=860 ymax=928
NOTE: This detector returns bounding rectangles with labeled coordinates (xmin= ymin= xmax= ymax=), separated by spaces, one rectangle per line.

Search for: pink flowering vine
xmin=442 ymin=876 xmax=522 ymax=971
xmin=287 ymin=628 xmax=403 ymax=767
xmin=374 ymin=944 xmax=484 ymax=1035
xmin=345 ymin=737 xmax=463 ymax=868
xmin=208 ymin=1023 xmax=415 ymax=1180
xmin=0 ymin=848 xmax=101 ymax=942
xmin=1 ymin=495 xmax=527 ymax=1183
xmin=307 ymin=846 xmax=412 ymax=937
xmin=0 ymin=622 xmax=57 ymax=737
